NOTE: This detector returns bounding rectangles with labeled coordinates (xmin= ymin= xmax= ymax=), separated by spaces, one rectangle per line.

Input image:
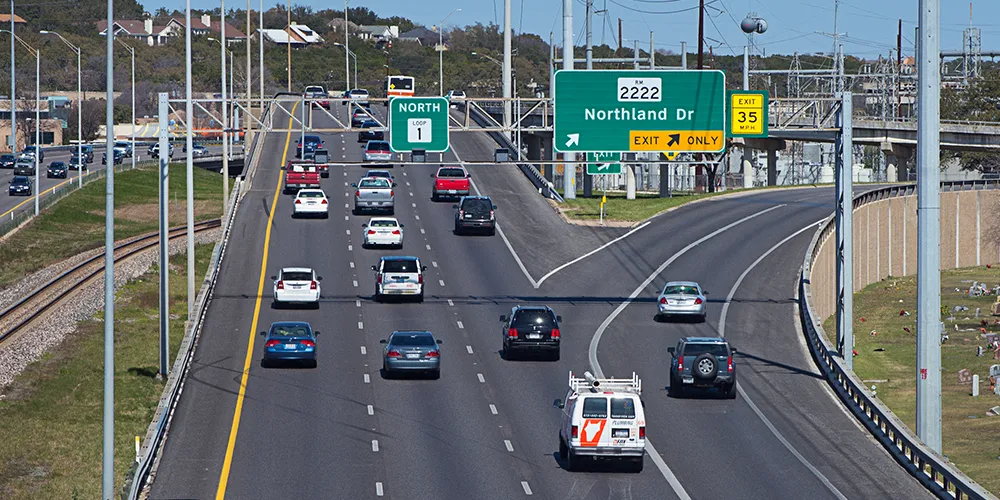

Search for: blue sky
xmin=185 ymin=0 xmax=1000 ymax=58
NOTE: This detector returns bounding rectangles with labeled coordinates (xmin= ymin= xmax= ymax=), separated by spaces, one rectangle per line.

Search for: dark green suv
xmin=668 ymin=337 xmax=737 ymax=398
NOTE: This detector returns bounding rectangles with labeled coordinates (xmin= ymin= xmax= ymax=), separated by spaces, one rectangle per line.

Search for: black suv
xmin=0 ymin=154 xmax=15 ymax=169
xmin=8 ymin=175 xmax=32 ymax=196
xmin=47 ymin=161 xmax=68 ymax=178
xmin=454 ymin=196 xmax=497 ymax=235
xmin=668 ymin=337 xmax=737 ymax=398
xmin=500 ymin=305 xmax=561 ymax=360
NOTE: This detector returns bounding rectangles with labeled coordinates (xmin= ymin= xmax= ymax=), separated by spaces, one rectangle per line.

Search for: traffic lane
xmin=582 ymin=203 xmax=847 ymax=500
xmin=721 ymin=229 xmax=930 ymax=498
xmin=148 ymin=103 xmax=294 ymax=498
xmin=223 ymin=178 xmax=379 ymax=500
xmin=392 ymin=159 xmax=684 ymax=499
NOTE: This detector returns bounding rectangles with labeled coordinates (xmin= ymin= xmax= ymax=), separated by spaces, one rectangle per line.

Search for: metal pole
xmin=649 ymin=31 xmax=654 ymax=69
xmin=300 ymin=93 xmax=304 ymax=157
xmin=502 ymin=0 xmax=512 ymax=129
xmin=633 ymin=41 xmax=639 ymax=69
xmin=220 ymin=10 xmax=230 ymax=218
xmin=259 ymin=0 xmax=263 ymax=110
xmin=157 ymin=92 xmax=169 ymax=378
xmin=77 ymin=47 xmax=82 ymax=187
xmin=582 ymin=0 xmax=593 ymax=199
xmin=352 ymin=52 xmax=356 ymax=88
xmin=33 ymin=47 xmax=38 ymax=216
xmin=548 ymin=31 xmax=554 ymax=98
xmin=246 ymin=0 xmax=251 ymax=134
xmin=344 ymin=0 xmax=349 ymax=90
xmin=697 ymin=0 xmax=705 ymax=69
xmin=681 ymin=41 xmax=687 ymax=69
xmin=185 ymin=0 xmax=195 ymax=319
xmin=916 ymin=0 xmax=942 ymax=454
xmin=285 ymin=0 xmax=290 ymax=91
xmin=130 ymin=46 xmax=135 ymax=169
xmin=439 ymin=22 xmax=443 ymax=96
xmin=102 ymin=0 xmax=116 ymax=494
xmin=743 ymin=46 xmax=749 ymax=90
xmin=562 ymin=0 xmax=575 ymax=200
xmin=835 ymin=91 xmax=854 ymax=370
xmin=9 ymin=0 xmax=14 ymax=155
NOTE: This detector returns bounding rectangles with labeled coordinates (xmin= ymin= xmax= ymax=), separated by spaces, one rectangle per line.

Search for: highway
xmin=149 ymin=97 xmax=930 ymax=499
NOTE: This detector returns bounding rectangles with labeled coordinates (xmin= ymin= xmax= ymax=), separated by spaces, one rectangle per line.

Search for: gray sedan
xmin=380 ymin=330 xmax=442 ymax=379
xmin=656 ymin=281 xmax=707 ymax=322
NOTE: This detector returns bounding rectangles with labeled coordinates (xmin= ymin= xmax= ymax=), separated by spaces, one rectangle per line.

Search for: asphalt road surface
xmin=149 ymin=98 xmax=930 ymax=500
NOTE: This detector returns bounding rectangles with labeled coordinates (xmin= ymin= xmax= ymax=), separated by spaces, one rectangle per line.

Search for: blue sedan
xmin=260 ymin=321 xmax=319 ymax=368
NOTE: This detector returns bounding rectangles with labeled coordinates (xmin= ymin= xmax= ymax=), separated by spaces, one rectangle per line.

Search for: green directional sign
xmin=554 ymin=69 xmax=726 ymax=154
xmin=389 ymin=96 xmax=450 ymax=153
xmin=587 ymin=152 xmax=621 ymax=175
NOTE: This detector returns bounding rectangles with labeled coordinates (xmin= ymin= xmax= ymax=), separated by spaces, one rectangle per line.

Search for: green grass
xmin=0 ymin=244 xmax=215 ymax=499
xmin=0 ymin=165 xmax=225 ymax=288
xmin=823 ymin=267 xmax=1000 ymax=495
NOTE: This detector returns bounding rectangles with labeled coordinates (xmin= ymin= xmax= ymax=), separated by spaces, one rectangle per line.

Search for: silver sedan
xmin=380 ymin=330 xmax=441 ymax=379
xmin=656 ymin=281 xmax=707 ymax=322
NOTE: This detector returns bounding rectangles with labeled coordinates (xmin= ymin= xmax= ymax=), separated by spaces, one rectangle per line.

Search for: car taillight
xmin=507 ymin=328 xmax=518 ymax=338
xmin=660 ymin=297 xmax=667 ymax=304
xmin=727 ymin=355 xmax=734 ymax=372
xmin=265 ymin=340 xmax=281 ymax=347
xmin=310 ymin=281 xmax=317 ymax=290
xmin=458 ymin=210 xmax=464 ymax=218
xmin=387 ymin=350 xmax=401 ymax=357
xmin=694 ymin=297 xmax=703 ymax=305
xmin=276 ymin=280 xmax=284 ymax=290
xmin=571 ymin=425 xmax=579 ymax=438
xmin=639 ymin=426 xmax=645 ymax=439
xmin=365 ymin=150 xmax=374 ymax=154
xmin=551 ymin=328 xmax=560 ymax=339
xmin=677 ymin=354 xmax=683 ymax=371
xmin=295 ymin=199 xmax=302 ymax=204
xmin=425 ymin=350 xmax=439 ymax=358
xmin=321 ymin=199 xmax=328 ymax=204
xmin=355 ymin=191 xmax=360 ymax=197
xmin=391 ymin=229 xmax=401 ymax=235
xmin=390 ymin=190 xmax=394 ymax=197
xmin=377 ymin=275 xmax=383 ymax=284
xmin=490 ymin=210 xmax=495 ymax=220
xmin=368 ymin=230 xmax=376 ymax=235
xmin=418 ymin=274 xmax=423 ymax=284
xmin=300 ymin=339 xmax=315 ymax=347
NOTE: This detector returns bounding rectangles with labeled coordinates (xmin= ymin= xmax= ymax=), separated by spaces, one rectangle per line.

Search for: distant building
xmin=260 ymin=22 xmax=324 ymax=46
xmin=357 ymin=25 xmax=398 ymax=42
xmin=0 ymin=14 xmax=27 ymax=28
xmin=399 ymin=27 xmax=438 ymax=46
xmin=97 ymin=13 xmax=246 ymax=47
xmin=327 ymin=18 xmax=357 ymax=34
xmin=0 ymin=98 xmax=64 ymax=151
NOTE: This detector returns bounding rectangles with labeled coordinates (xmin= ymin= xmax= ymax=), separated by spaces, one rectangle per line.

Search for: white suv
xmin=271 ymin=267 xmax=322 ymax=308
xmin=553 ymin=371 xmax=645 ymax=472
xmin=371 ymin=256 xmax=426 ymax=303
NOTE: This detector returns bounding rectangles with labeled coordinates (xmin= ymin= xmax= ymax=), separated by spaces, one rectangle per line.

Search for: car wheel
xmin=630 ymin=457 xmax=644 ymax=473
xmin=488 ymin=228 xmax=496 ymax=236
xmin=387 ymin=208 xmax=394 ymax=216
xmin=454 ymin=224 xmax=461 ymax=235
xmin=352 ymin=206 xmax=359 ymax=216
xmin=558 ymin=436 xmax=568 ymax=460
xmin=429 ymin=370 xmax=440 ymax=380
xmin=322 ymin=212 xmax=329 ymax=219
xmin=668 ymin=374 xmax=681 ymax=398
xmin=416 ymin=292 xmax=424 ymax=303
xmin=566 ymin=449 xmax=578 ymax=472
xmin=312 ymin=300 xmax=320 ymax=310
xmin=725 ymin=382 xmax=738 ymax=399
xmin=551 ymin=349 xmax=560 ymax=362
xmin=374 ymin=291 xmax=383 ymax=303
xmin=699 ymin=313 xmax=707 ymax=323
xmin=307 ymin=359 xmax=318 ymax=369
xmin=431 ymin=192 xmax=438 ymax=202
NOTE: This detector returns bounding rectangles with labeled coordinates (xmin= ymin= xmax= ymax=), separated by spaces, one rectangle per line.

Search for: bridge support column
xmin=526 ymin=133 xmax=542 ymax=168
xmin=766 ymin=150 xmax=777 ymax=186
xmin=541 ymin=135 xmax=554 ymax=183
xmin=881 ymin=142 xmax=912 ymax=182
xmin=742 ymin=146 xmax=755 ymax=188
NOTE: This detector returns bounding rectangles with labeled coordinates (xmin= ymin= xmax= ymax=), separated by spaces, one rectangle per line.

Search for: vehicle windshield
xmin=280 ymin=271 xmax=313 ymax=281
xmin=12 ymin=176 xmax=28 ymax=183
xmin=610 ymin=397 xmax=636 ymax=419
xmin=582 ymin=397 xmax=608 ymax=419
xmin=370 ymin=219 xmax=398 ymax=228
xmin=366 ymin=171 xmax=391 ymax=179
xmin=511 ymin=309 xmax=555 ymax=328
xmin=683 ymin=343 xmax=729 ymax=357
xmin=270 ymin=324 xmax=311 ymax=338
xmin=352 ymin=89 xmax=370 ymax=96
xmin=303 ymin=136 xmax=321 ymax=145
xmin=390 ymin=333 xmax=435 ymax=346
xmin=461 ymin=198 xmax=492 ymax=216
xmin=360 ymin=178 xmax=390 ymax=188
xmin=362 ymin=121 xmax=379 ymax=128
xmin=366 ymin=142 xmax=390 ymax=151
xmin=1 ymin=155 xmax=14 ymax=160
xmin=297 ymin=191 xmax=325 ymax=198
xmin=663 ymin=285 xmax=700 ymax=295
xmin=382 ymin=260 xmax=418 ymax=273
xmin=438 ymin=168 xmax=466 ymax=177
xmin=50 ymin=162 xmax=65 ymax=168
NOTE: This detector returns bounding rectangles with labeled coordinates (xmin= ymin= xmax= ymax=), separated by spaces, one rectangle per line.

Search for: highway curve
xmin=149 ymin=97 xmax=930 ymax=499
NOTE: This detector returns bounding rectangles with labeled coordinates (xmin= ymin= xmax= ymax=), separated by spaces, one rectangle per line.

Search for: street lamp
xmin=3 ymin=30 xmax=39 ymax=216
xmin=39 ymin=30 xmax=83 ymax=187
xmin=114 ymin=37 xmax=135 ymax=169
xmin=344 ymin=0 xmax=351 ymax=91
xmin=437 ymin=8 xmax=461 ymax=96
xmin=333 ymin=42 xmax=357 ymax=89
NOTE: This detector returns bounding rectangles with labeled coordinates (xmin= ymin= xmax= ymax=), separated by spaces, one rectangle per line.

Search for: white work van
xmin=554 ymin=371 xmax=645 ymax=472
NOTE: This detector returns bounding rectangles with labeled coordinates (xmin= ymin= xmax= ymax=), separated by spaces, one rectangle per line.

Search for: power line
xmin=607 ymin=0 xmax=710 ymax=15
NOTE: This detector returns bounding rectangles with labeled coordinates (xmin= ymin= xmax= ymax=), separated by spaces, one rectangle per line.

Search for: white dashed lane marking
xmin=372 ymin=440 xmax=379 ymax=452
xmin=447 ymin=299 xmax=454 ymax=306
xmin=477 ymin=373 xmax=485 ymax=383
xmin=439 ymin=279 xmax=446 ymax=287
xmin=466 ymin=345 xmax=473 ymax=354
xmin=353 ymin=280 xmax=358 ymax=287
xmin=364 ymin=373 xmax=371 ymax=384
xmin=356 ymin=300 xmax=362 ymax=307
xmin=420 ymin=228 xmax=425 ymax=234
xmin=358 ymin=321 xmax=364 ymax=330
xmin=504 ymin=440 xmax=514 ymax=452
xmin=426 ymin=244 xmax=432 ymax=250
xmin=431 ymin=261 xmax=438 ymax=268
xmin=350 ymin=262 xmax=355 ymax=268
xmin=360 ymin=346 xmax=367 ymax=355
xmin=367 ymin=405 xmax=375 ymax=415
xmin=521 ymin=481 xmax=532 ymax=495
xmin=489 ymin=404 xmax=498 ymax=415
xmin=456 ymin=321 xmax=464 ymax=329
xmin=376 ymin=482 xmax=384 ymax=496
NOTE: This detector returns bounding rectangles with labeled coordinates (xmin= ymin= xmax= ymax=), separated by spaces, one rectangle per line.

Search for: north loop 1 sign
xmin=389 ymin=96 xmax=450 ymax=153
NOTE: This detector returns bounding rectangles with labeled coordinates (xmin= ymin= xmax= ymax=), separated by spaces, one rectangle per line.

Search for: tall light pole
xmin=40 ymin=31 xmax=82 ymax=186
xmin=503 ymin=0 xmax=511 ymax=129
xmin=285 ymin=0 xmax=291 ymax=91
xmin=333 ymin=42 xmax=357 ymax=90
xmin=562 ymin=0 xmax=576 ymax=199
xmin=184 ymin=0 xmax=196 ymax=324
xmin=2 ymin=30 xmax=38 ymax=215
xmin=208 ymin=35 xmax=230 ymax=217
xmin=102 ymin=0 xmax=116 ymax=494
xmin=246 ymin=0 xmax=251 ymax=135
xmin=114 ymin=38 xmax=135 ymax=169
xmin=437 ymin=8 xmax=461 ymax=96
xmin=344 ymin=0 xmax=350 ymax=91
xmin=9 ymin=0 xmax=14 ymax=155
xmin=258 ymin=0 xmax=263 ymax=110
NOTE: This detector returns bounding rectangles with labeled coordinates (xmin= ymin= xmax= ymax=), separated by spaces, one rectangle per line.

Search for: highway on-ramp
xmin=149 ymin=98 xmax=930 ymax=499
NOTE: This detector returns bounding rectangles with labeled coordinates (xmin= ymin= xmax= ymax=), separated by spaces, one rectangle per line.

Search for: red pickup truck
xmin=284 ymin=161 xmax=320 ymax=194
xmin=431 ymin=165 xmax=471 ymax=201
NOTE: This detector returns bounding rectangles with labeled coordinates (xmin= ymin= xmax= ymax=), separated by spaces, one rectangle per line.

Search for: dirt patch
xmin=89 ymin=200 xmax=220 ymax=224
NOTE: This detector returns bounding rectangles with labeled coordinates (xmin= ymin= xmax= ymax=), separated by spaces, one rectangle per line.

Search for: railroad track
xmin=0 ymin=219 xmax=222 ymax=346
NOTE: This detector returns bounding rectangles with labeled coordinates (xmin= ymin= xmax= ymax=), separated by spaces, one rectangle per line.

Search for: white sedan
xmin=293 ymin=189 xmax=329 ymax=218
xmin=272 ymin=267 xmax=322 ymax=308
xmin=362 ymin=217 xmax=404 ymax=248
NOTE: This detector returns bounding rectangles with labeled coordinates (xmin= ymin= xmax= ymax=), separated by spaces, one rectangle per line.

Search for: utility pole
xmin=285 ymin=0 xmax=290 ymax=91
xmin=219 ymin=3 xmax=230 ymax=217
xmin=697 ymin=0 xmax=705 ymax=69
xmin=835 ymin=90 xmax=853 ymax=371
xmin=582 ymin=0 xmax=593 ymax=198
xmin=897 ymin=19 xmax=903 ymax=118
xmin=617 ymin=18 xmax=622 ymax=57
xmin=102 ymin=0 xmax=116 ymax=495
xmin=562 ymin=0 xmax=575 ymax=199
xmin=9 ymin=0 xmax=14 ymax=154
xmin=344 ymin=0 xmax=350 ymax=90
xmin=916 ymin=0 xmax=942 ymax=455
xmin=184 ymin=0 xmax=195 ymax=324
xmin=157 ymin=92 xmax=169 ymax=379
xmin=259 ymin=0 xmax=264 ymax=110
xmin=502 ymin=0 xmax=512 ymax=130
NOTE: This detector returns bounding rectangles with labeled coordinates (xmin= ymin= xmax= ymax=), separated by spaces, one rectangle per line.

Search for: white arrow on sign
xmin=597 ymin=163 xmax=611 ymax=171
xmin=565 ymin=133 xmax=579 ymax=148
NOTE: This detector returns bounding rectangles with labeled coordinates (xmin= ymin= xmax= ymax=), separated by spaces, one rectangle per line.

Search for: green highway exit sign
xmin=587 ymin=152 xmax=621 ymax=175
xmin=389 ymin=96 xmax=450 ymax=153
xmin=554 ymin=70 xmax=726 ymax=154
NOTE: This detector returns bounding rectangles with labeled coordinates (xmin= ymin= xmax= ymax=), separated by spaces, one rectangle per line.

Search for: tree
xmin=941 ymin=69 xmax=1000 ymax=173
xmin=66 ymin=99 xmax=106 ymax=142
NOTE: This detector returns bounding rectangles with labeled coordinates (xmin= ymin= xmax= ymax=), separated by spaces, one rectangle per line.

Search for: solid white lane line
xmin=360 ymin=346 xmax=367 ymax=355
xmin=461 ymin=175 xmax=538 ymax=287
xmin=367 ymin=404 xmax=375 ymax=415
xmin=358 ymin=321 xmax=364 ymax=330
xmin=477 ymin=373 xmax=485 ymax=383
xmin=504 ymin=440 xmax=514 ymax=452
xmin=456 ymin=320 xmax=464 ymax=329
xmin=353 ymin=280 xmax=358 ymax=287
xmin=350 ymin=261 xmax=355 ymax=268
xmin=716 ymin=220 xmax=847 ymax=499
xmin=364 ymin=373 xmax=370 ymax=384
xmin=439 ymin=279 xmax=446 ymax=287
xmin=588 ymin=203 xmax=785 ymax=500
xmin=426 ymin=244 xmax=432 ymax=250
xmin=521 ymin=481 xmax=532 ymax=495
xmin=447 ymin=299 xmax=454 ymax=306
xmin=420 ymin=228 xmax=426 ymax=234
xmin=489 ymin=404 xmax=498 ymax=415
xmin=536 ymin=221 xmax=652 ymax=287
xmin=466 ymin=345 xmax=473 ymax=354
xmin=375 ymin=482 xmax=383 ymax=496
xmin=431 ymin=261 xmax=438 ymax=268
xmin=372 ymin=440 xmax=379 ymax=452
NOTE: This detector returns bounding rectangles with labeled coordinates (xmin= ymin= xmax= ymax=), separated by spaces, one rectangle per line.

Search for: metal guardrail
xmin=123 ymin=97 xmax=274 ymax=500
xmin=799 ymin=179 xmax=1000 ymax=500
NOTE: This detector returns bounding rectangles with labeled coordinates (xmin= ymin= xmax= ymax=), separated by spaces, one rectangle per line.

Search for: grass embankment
xmin=0 ymin=244 xmax=215 ymax=499
xmin=823 ymin=267 xmax=1000 ymax=494
xmin=0 ymin=165 xmax=226 ymax=288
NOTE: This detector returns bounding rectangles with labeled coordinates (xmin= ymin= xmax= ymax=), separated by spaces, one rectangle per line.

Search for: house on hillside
xmin=327 ymin=18 xmax=357 ymax=35
xmin=260 ymin=22 xmax=324 ymax=47
xmin=357 ymin=25 xmax=398 ymax=42
xmin=399 ymin=26 xmax=438 ymax=46
xmin=0 ymin=14 xmax=27 ymax=30
xmin=97 ymin=13 xmax=246 ymax=46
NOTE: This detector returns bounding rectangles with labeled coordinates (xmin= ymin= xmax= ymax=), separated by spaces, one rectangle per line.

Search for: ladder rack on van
xmin=568 ymin=371 xmax=641 ymax=395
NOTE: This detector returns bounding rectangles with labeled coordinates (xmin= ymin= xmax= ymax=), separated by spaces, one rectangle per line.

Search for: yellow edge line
xmin=215 ymin=101 xmax=296 ymax=499
xmin=0 ymin=177 xmax=74 ymax=219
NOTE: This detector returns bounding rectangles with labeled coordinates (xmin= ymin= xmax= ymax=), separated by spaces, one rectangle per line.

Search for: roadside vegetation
xmin=0 ymin=244 xmax=214 ymax=499
xmin=823 ymin=267 xmax=1000 ymax=495
xmin=0 ymin=165 xmax=225 ymax=289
